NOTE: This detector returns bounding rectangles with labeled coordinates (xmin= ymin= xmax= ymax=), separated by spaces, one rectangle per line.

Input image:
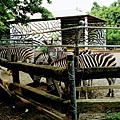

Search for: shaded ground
xmin=0 ymin=71 xmax=55 ymax=120
xmin=0 ymin=92 xmax=54 ymax=120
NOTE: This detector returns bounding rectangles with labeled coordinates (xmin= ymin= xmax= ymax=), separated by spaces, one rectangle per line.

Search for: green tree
xmin=0 ymin=0 xmax=54 ymax=39
xmin=89 ymin=0 xmax=120 ymax=45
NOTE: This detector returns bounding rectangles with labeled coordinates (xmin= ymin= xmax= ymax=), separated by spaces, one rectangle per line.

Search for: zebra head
xmin=43 ymin=40 xmax=65 ymax=61
xmin=47 ymin=44 xmax=58 ymax=61
xmin=34 ymin=52 xmax=52 ymax=65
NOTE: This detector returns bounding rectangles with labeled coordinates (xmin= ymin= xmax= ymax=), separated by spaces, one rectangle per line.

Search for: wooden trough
xmin=1 ymin=57 xmax=120 ymax=119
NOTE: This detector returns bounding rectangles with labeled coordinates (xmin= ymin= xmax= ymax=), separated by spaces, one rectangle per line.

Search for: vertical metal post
xmin=74 ymin=20 xmax=85 ymax=99
xmin=67 ymin=54 xmax=77 ymax=120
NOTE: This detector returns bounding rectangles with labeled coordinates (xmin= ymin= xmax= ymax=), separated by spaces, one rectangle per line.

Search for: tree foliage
xmin=89 ymin=0 xmax=120 ymax=45
xmin=0 ymin=0 xmax=53 ymax=39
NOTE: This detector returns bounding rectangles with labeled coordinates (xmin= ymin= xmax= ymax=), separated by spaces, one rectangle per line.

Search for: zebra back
xmin=78 ymin=54 xmax=98 ymax=68
xmin=0 ymin=46 xmax=8 ymax=52
xmin=0 ymin=46 xmax=35 ymax=63
xmin=78 ymin=52 xmax=116 ymax=68
xmin=50 ymin=56 xmax=67 ymax=67
xmin=79 ymin=49 xmax=93 ymax=55
xmin=93 ymin=52 xmax=116 ymax=67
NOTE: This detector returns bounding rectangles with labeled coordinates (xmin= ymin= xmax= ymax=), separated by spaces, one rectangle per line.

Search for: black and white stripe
xmin=0 ymin=46 xmax=35 ymax=63
xmin=79 ymin=49 xmax=93 ymax=55
xmin=34 ymin=52 xmax=52 ymax=65
xmin=43 ymin=39 xmax=67 ymax=61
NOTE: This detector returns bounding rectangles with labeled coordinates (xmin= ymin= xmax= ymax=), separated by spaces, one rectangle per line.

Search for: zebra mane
xmin=42 ymin=40 xmax=48 ymax=45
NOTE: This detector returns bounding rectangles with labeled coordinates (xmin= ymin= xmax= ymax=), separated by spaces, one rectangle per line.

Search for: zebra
xmin=78 ymin=52 xmax=116 ymax=98
xmin=0 ymin=46 xmax=35 ymax=75
xmin=34 ymin=52 xmax=52 ymax=65
xmin=42 ymin=40 xmax=67 ymax=61
xmin=0 ymin=46 xmax=35 ymax=63
xmin=45 ymin=51 xmax=116 ymax=98
xmin=30 ymin=52 xmax=53 ymax=83
xmin=0 ymin=46 xmax=8 ymax=75
xmin=37 ymin=40 xmax=117 ymax=97
xmin=79 ymin=49 xmax=94 ymax=55
xmin=31 ymin=40 xmax=67 ymax=84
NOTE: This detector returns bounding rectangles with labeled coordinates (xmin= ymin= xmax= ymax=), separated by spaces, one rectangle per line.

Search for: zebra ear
xmin=42 ymin=40 xmax=48 ymax=45
xmin=48 ymin=55 xmax=52 ymax=64
xmin=51 ymin=38 xmax=54 ymax=45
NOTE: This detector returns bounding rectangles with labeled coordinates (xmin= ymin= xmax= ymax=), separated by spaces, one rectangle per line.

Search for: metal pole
xmin=67 ymin=54 xmax=77 ymax=120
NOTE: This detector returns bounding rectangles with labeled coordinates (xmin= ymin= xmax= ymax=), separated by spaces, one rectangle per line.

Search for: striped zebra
xmin=79 ymin=49 xmax=94 ymax=55
xmin=43 ymin=40 xmax=67 ymax=61
xmin=30 ymin=52 xmax=53 ymax=83
xmin=0 ymin=46 xmax=9 ymax=75
xmin=0 ymin=46 xmax=35 ymax=63
xmin=0 ymin=46 xmax=35 ymax=76
xmin=31 ymin=40 xmax=67 ymax=83
xmin=34 ymin=52 xmax=52 ymax=65
xmin=46 ymin=51 xmax=116 ymax=98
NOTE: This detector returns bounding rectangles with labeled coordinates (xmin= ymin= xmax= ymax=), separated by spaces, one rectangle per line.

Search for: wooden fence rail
xmin=1 ymin=58 xmax=120 ymax=83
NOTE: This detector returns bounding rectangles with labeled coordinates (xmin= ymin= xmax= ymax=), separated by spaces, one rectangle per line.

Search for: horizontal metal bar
xmin=15 ymin=44 xmax=120 ymax=48
xmin=78 ymin=26 xmax=120 ymax=29
xmin=78 ymin=45 xmax=120 ymax=48
xmin=1 ymin=43 xmax=120 ymax=48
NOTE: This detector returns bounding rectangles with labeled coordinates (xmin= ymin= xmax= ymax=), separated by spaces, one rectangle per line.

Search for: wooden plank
xmin=1 ymin=58 xmax=120 ymax=82
xmin=16 ymin=95 xmax=65 ymax=120
xmin=7 ymin=82 xmax=67 ymax=113
xmin=76 ymin=66 xmax=120 ymax=80
xmin=52 ymin=79 xmax=63 ymax=98
xmin=1 ymin=77 xmax=120 ymax=116
xmin=0 ymin=67 xmax=12 ymax=76
xmin=7 ymin=62 xmax=68 ymax=82
xmin=76 ymin=85 xmax=120 ymax=91
xmin=63 ymin=99 xmax=120 ymax=113
xmin=0 ymin=77 xmax=65 ymax=112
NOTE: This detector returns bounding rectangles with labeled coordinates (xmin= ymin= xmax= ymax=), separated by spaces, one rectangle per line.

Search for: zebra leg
xmin=82 ymin=80 xmax=88 ymax=99
xmin=106 ymin=78 xmax=115 ymax=97
xmin=87 ymin=79 xmax=93 ymax=99
xmin=111 ymin=78 xmax=116 ymax=97
xmin=46 ymin=77 xmax=55 ymax=90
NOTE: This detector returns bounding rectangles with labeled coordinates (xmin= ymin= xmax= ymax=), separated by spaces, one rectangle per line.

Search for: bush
xmin=106 ymin=110 xmax=120 ymax=120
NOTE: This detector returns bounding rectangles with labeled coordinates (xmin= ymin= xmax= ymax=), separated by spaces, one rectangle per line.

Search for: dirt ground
xmin=0 ymin=70 xmax=55 ymax=120
xmin=0 ymin=52 xmax=120 ymax=120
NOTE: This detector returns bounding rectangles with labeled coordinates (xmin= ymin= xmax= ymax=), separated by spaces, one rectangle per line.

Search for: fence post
xmin=11 ymin=55 xmax=20 ymax=84
xmin=67 ymin=54 xmax=77 ymax=120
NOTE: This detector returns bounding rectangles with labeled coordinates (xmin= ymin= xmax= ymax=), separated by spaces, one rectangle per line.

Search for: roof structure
xmin=54 ymin=10 xmax=106 ymax=23
xmin=9 ymin=9 xmax=106 ymax=23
